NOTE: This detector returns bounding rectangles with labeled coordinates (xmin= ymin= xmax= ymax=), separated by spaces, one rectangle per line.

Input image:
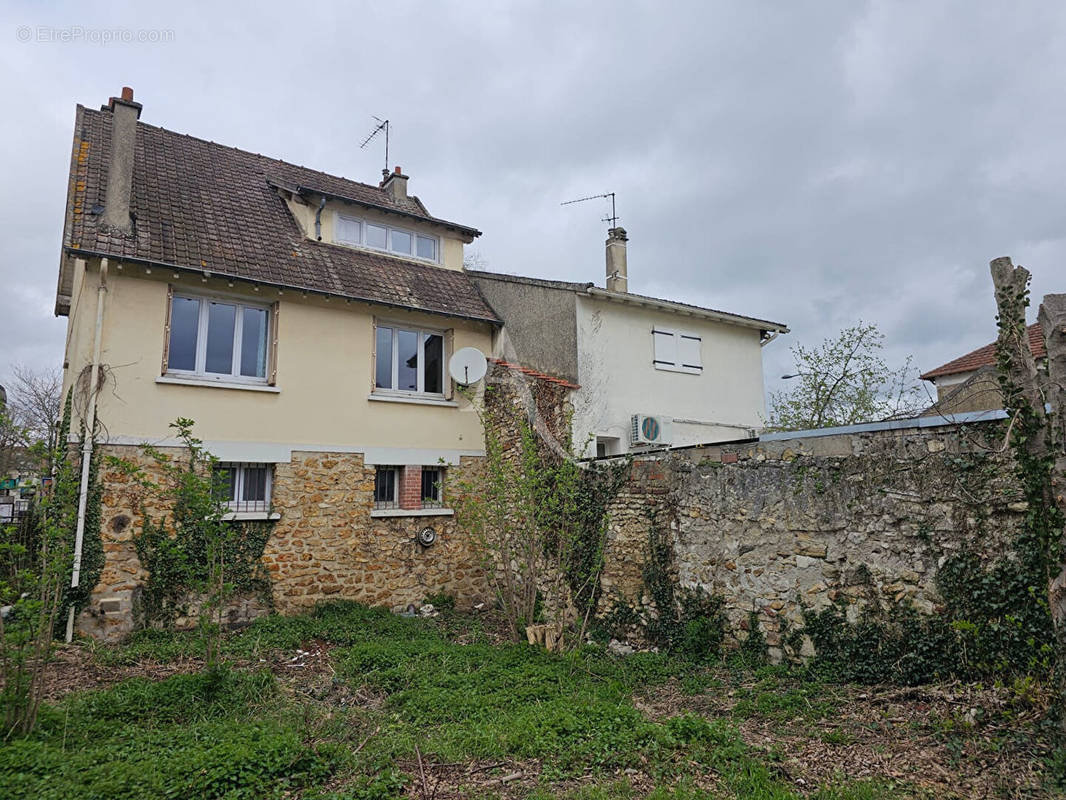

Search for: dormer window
xmin=335 ymin=212 xmax=439 ymax=263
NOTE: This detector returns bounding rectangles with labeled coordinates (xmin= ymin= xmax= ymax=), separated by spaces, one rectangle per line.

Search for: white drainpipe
xmin=65 ymin=258 xmax=109 ymax=643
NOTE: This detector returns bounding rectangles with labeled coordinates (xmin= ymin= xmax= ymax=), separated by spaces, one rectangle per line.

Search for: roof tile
xmin=921 ymin=323 xmax=1046 ymax=380
xmin=63 ymin=106 xmax=498 ymax=323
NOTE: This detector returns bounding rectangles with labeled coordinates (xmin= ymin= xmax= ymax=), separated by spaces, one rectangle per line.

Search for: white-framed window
xmin=374 ymin=323 xmax=446 ymax=396
xmin=652 ymin=328 xmax=702 ymax=374
xmin=215 ymin=462 xmax=272 ymax=513
xmin=166 ymin=293 xmax=271 ymax=383
xmin=335 ymin=212 xmax=439 ymax=263
xmin=374 ymin=466 xmax=400 ymax=509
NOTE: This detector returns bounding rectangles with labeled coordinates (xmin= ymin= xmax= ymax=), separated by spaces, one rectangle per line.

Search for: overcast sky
xmin=1 ymin=1 xmax=1061 ymax=403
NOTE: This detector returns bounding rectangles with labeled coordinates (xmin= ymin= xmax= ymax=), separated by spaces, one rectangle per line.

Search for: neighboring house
xmin=56 ymin=89 xmax=502 ymax=637
xmin=470 ymin=228 xmax=789 ymax=457
xmin=921 ymin=323 xmax=1046 ymax=415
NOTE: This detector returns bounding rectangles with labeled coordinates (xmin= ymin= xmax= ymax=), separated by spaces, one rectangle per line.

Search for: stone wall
xmin=264 ymin=451 xmax=486 ymax=614
xmin=79 ymin=363 xmax=573 ymax=640
xmin=600 ymin=420 xmax=1025 ymax=661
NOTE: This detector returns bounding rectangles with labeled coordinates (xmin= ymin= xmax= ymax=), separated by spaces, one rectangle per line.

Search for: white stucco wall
xmin=572 ymin=295 xmax=768 ymax=456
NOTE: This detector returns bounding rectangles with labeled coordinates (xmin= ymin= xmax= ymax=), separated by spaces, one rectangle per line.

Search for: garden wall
xmin=600 ymin=419 xmax=1026 ymax=661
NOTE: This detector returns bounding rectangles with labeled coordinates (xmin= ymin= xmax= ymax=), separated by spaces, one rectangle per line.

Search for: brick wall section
xmin=601 ymin=421 xmax=1025 ymax=661
xmin=399 ymin=464 xmax=423 ymax=510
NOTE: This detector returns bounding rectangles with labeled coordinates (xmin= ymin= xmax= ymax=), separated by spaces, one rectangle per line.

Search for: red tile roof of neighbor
xmin=60 ymin=104 xmax=498 ymax=323
xmin=921 ymin=323 xmax=1046 ymax=380
xmin=490 ymin=359 xmax=580 ymax=390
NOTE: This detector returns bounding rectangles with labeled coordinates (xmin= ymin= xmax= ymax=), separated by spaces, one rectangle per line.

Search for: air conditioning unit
xmin=631 ymin=414 xmax=673 ymax=446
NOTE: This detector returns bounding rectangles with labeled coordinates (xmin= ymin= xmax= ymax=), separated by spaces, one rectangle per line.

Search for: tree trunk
xmin=1038 ymin=293 xmax=1066 ymax=629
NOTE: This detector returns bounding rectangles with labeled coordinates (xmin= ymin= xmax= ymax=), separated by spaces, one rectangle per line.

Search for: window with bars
xmin=374 ymin=466 xmax=400 ymax=509
xmin=421 ymin=467 xmax=443 ymax=508
xmin=215 ymin=462 xmax=271 ymax=513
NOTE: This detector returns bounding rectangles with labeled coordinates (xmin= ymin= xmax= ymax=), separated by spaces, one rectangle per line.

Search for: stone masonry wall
xmin=601 ymin=420 xmax=1025 ymax=661
xmin=81 ymin=444 xmax=490 ymax=640
xmin=264 ymin=451 xmax=487 ymax=614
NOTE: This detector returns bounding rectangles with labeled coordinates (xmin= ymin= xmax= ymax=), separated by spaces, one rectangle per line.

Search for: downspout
xmin=65 ymin=258 xmax=109 ymax=643
xmin=314 ymin=195 xmax=326 ymax=241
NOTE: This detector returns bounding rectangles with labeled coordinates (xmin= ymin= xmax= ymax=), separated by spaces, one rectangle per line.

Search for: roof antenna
xmin=360 ymin=116 xmax=389 ymax=176
xmin=561 ymin=192 xmax=619 ymax=228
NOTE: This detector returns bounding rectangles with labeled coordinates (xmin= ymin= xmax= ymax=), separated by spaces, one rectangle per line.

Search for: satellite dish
xmin=448 ymin=347 xmax=488 ymax=386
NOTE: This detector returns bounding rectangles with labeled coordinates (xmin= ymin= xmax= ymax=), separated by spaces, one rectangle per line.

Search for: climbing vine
xmin=598 ymin=506 xmax=729 ymax=661
xmin=113 ymin=420 xmax=273 ymax=658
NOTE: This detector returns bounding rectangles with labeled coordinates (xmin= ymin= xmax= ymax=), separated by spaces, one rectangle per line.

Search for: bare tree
xmin=4 ymin=366 xmax=63 ymax=473
xmin=766 ymin=323 xmax=924 ymax=432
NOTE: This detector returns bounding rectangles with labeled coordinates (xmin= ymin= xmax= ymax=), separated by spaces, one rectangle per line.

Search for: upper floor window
xmin=335 ymin=213 xmax=439 ymax=263
xmin=652 ymin=328 xmax=702 ymax=375
xmin=167 ymin=292 xmax=270 ymax=383
xmin=375 ymin=323 xmax=445 ymax=395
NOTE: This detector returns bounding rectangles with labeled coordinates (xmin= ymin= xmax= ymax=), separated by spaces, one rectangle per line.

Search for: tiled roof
xmin=921 ymin=323 xmax=1046 ymax=380
xmin=490 ymin=359 xmax=580 ymax=390
xmin=60 ymin=105 xmax=497 ymax=323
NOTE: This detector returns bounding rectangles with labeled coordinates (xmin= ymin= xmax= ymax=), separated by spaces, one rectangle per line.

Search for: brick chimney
xmin=382 ymin=165 xmax=409 ymax=202
xmin=605 ymin=227 xmax=628 ymax=293
xmin=102 ymin=87 xmax=142 ymax=233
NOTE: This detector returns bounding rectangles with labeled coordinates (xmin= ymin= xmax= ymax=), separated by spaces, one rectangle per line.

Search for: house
xmin=56 ymin=88 xmax=507 ymax=637
xmin=920 ymin=323 xmax=1046 ymax=415
xmin=470 ymin=228 xmax=789 ymax=457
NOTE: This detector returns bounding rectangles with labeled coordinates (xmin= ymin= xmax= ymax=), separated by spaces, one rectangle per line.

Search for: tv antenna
xmin=561 ymin=192 xmax=619 ymax=228
xmin=360 ymin=116 xmax=390 ymax=174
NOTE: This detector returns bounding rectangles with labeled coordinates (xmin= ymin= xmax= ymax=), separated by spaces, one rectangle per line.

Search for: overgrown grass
xmin=0 ymin=603 xmax=988 ymax=799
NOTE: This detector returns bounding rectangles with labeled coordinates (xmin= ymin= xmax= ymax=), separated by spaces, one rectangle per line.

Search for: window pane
xmin=240 ymin=306 xmax=268 ymax=378
xmin=214 ymin=465 xmax=237 ymax=503
xmin=375 ymin=326 xmax=393 ymax=389
xmin=205 ymin=302 xmax=236 ymax=374
xmin=375 ymin=468 xmax=396 ymax=504
xmin=421 ymin=468 xmax=441 ymax=504
xmin=366 ymin=223 xmax=387 ymax=249
xmin=390 ymin=229 xmax=412 ymax=254
xmin=416 ymin=235 xmax=437 ymax=261
xmin=423 ymin=333 xmax=443 ymax=394
xmin=336 ymin=216 xmax=361 ymax=245
xmin=168 ymin=296 xmax=200 ymax=371
xmin=243 ymin=466 xmax=267 ymax=503
xmin=397 ymin=329 xmax=418 ymax=391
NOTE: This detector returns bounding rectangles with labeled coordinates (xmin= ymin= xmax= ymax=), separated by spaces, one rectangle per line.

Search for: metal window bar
xmin=374 ymin=466 xmax=399 ymax=509
xmin=216 ymin=462 xmax=271 ymax=514
xmin=421 ymin=468 xmax=443 ymax=509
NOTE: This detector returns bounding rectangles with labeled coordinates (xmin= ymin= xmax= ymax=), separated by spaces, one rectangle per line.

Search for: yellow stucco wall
xmin=63 ymin=260 xmax=492 ymax=458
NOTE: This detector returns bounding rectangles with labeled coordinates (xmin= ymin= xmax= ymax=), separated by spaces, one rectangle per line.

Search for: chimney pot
xmin=382 ymin=167 xmax=409 ymax=202
xmin=121 ymin=86 xmax=134 ymax=101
